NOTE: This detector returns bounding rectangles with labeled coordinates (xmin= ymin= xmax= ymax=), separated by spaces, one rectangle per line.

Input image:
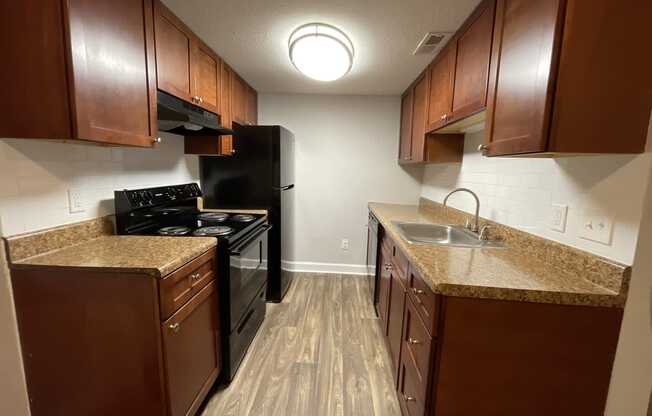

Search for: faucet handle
xmin=479 ymin=225 xmax=491 ymax=240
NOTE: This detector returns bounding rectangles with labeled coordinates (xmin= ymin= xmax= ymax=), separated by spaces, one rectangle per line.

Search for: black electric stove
xmin=114 ymin=183 xmax=270 ymax=383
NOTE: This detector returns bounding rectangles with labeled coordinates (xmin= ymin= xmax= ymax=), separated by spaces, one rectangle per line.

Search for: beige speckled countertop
xmin=369 ymin=202 xmax=630 ymax=308
xmin=10 ymin=235 xmax=216 ymax=278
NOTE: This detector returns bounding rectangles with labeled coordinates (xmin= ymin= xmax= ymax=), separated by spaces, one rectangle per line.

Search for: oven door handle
xmin=230 ymin=225 xmax=272 ymax=256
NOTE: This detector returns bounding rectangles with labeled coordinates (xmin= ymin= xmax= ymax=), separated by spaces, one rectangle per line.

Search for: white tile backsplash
xmin=0 ymin=133 xmax=199 ymax=237
xmin=421 ymin=130 xmax=652 ymax=265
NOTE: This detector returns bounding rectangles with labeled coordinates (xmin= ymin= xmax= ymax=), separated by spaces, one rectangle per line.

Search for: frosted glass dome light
xmin=289 ymin=23 xmax=354 ymax=82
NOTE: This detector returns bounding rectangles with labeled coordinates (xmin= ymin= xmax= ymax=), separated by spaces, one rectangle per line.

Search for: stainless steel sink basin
xmin=392 ymin=221 xmax=504 ymax=248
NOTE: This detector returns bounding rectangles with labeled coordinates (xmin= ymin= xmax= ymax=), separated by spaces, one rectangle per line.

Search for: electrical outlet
xmin=550 ymin=204 xmax=568 ymax=232
xmin=579 ymin=210 xmax=614 ymax=245
xmin=341 ymin=239 xmax=349 ymax=251
xmin=68 ymin=189 xmax=85 ymax=213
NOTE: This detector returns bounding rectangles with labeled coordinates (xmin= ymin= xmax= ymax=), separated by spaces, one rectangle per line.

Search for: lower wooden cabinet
xmin=375 ymin=225 xmax=623 ymax=416
xmin=10 ymin=248 xmax=221 ymax=416
xmin=162 ymin=282 xmax=220 ymax=416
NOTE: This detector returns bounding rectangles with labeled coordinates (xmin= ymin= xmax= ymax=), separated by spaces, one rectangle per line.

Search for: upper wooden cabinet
xmin=426 ymin=45 xmax=456 ymax=131
xmin=483 ymin=0 xmax=652 ymax=157
xmin=246 ymin=86 xmax=258 ymax=126
xmin=399 ymin=91 xmax=414 ymax=162
xmin=1 ymin=0 xmax=158 ymax=147
xmin=231 ymin=74 xmax=248 ymax=125
xmin=154 ymin=1 xmax=220 ymax=114
xmin=410 ymin=72 xmax=429 ymax=162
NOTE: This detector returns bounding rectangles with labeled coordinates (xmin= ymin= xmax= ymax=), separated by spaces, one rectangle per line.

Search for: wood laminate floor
xmin=201 ymin=274 xmax=401 ymax=416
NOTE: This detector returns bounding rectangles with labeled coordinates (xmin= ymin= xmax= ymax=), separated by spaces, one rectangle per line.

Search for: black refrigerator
xmin=200 ymin=125 xmax=295 ymax=302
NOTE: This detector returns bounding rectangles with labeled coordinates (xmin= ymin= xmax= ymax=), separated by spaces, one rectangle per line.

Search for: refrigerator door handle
xmin=273 ymin=184 xmax=294 ymax=191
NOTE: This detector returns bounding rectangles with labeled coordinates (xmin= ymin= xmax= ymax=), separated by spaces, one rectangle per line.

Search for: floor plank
xmin=202 ymin=274 xmax=401 ymax=416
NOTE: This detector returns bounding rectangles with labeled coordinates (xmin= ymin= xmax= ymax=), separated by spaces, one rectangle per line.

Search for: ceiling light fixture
xmin=288 ymin=23 xmax=354 ymax=82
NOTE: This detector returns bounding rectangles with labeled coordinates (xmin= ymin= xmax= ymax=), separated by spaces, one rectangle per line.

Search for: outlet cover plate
xmin=579 ymin=210 xmax=613 ymax=245
xmin=68 ymin=189 xmax=85 ymax=213
xmin=550 ymin=204 xmax=568 ymax=232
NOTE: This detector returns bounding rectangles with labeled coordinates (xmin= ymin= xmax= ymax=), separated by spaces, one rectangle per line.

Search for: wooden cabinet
xmin=154 ymin=1 xmax=220 ymax=114
xmin=483 ymin=0 xmax=651 ymax=156
xmin=246 ymin=86 xmax=258 ymax=125
xmin=410 ymin=73 xmax=429 ymax=162
xmin=1 ymin=0 xmax=158 ymax=147
xmin=10 ymin=248 xmax=221 ymax=416
xmin=377 ymin=242 xmax=393 ymax=333
xmin=162 ymin=282 xmax=220 ymax=416
xmin=231 ymin=73 xmax=247 ymax=125
xmin=426 ymin=45 xmax=456 ymax=131
xmin=387 ymin=264 xmax=406 ymax=383
xmin=398 ymin=91 xmax=414 ymax=162
xmin=450 ymin=0 xmax=494 ymax=121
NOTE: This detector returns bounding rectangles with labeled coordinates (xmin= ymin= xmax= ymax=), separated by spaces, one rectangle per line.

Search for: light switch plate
xmin=68 ymin=189 xmax=85 ymax=213
xmin=550 ymin=204 xmax=568 ymax=232
xmin=579 ymin=210 xmax=614 ymax=245
xmin=341 ymin=239 xmax=349 ymax=251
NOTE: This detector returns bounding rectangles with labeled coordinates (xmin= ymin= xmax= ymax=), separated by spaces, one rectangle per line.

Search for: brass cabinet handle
xmin=169 ymin=323 xmax=180 ymax=333
xmin=478 ymin=144 xmax=489 ymax=154
xmin=412 ymin=287 xmax=424 ymax=295
xmin=408 ymin=337 xmax=421 ymax=345
xmin=152 ymin=137 xmax=161 ymax=144
xmin=384 ymin=263 xmax=393 ymax=271
xmin=403 ymin=394 xmax=416 ymax=402
xmin=199 ymin=96 xmax=204 ymax=103
xmin=190 ymin=272 xmax=201 ymax=281
xmin=231 ymin=149 xmax=237 ymax=155
xmin=192 ymin=95 xmax=200 ymax=103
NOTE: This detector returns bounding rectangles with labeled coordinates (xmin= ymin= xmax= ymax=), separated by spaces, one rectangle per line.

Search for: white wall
xmin=259 ymin=94 xmax=422 ymax=273
xmin=605 ymin=159 xmax=652 ymax=415
xmin=0 ymin=134 xmax=199 ymax=237
xmin=421 ymin=130 xmax=652 ymax=265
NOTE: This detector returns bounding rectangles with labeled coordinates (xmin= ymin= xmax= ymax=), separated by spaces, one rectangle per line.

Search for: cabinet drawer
xmin=160 ymin=249 xmax=216 ymax=320
xmin=407 ymin=265 xmax=439 ymax=337
xmin=398 ymin=351 xmax=426 ymax=416
xmin=403 ymin=295 xmax=433 ymax=399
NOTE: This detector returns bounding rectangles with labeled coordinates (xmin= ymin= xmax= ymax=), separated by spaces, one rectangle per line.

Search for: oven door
xmin=228 ymin=224 xmax=270 ymax=331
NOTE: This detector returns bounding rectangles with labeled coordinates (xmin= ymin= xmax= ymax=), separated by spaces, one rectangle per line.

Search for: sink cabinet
xmin=10 ymin=248 xmax=221 ymax=416
xmin=374 ymin=220 xmax=623 ymax=416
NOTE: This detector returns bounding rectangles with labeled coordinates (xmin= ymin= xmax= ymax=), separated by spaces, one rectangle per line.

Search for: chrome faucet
xmin=443 ymin=188 xmax=481 ymax=233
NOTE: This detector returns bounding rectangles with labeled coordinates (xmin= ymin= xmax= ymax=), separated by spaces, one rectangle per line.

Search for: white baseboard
xmin=282 ymin=260 xmax=372 ymax=276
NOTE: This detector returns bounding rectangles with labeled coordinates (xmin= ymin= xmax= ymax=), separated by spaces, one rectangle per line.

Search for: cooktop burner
xmin=158 ymin=226 xmax=192 ymax=236
xmin=193 ymin=226 xmax=234 ymax=237
xmin=231 ymin=214 xmax=256 ymax=222
xmin=197 ymin=212 xmax=230 ymax=222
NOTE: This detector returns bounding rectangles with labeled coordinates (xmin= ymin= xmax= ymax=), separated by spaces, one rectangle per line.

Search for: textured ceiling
xmin=162 ymin=0 xmax=481 ymax=95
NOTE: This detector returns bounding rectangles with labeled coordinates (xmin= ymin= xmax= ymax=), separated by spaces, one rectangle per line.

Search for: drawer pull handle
xmin=408 ymin=337 xmax=421 ymax=345
xmin=190 ymin=272 xmax=201 ymax=281
xmin=412 ymin=288 xmax=424 ymax=295
xmin=169 ymin=323 xmax=181 ymax=333
xmin=403 ymin=394 xmax=416 ymax=402
xmin=384 ymin=263 xmax=393 ymax=271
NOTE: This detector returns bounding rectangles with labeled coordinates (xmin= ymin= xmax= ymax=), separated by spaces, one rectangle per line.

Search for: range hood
xmin=157 ymin=90 xmax=235 ymax=136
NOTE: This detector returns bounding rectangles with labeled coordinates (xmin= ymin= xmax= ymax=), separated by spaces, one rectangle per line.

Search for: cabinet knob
xmin=190 ymin=272 xmax=201 ymax=281
xmin=440 ymin=114 xmax=447 ymax=121
xmin=478 ymin=144 xmax=489 ymax=153
xmin=198 ymin=96 xmax=204 ymax=103
xmin=153 ymin=137 xmax=162 ymax=144
xmin=384 ymin=263 xmax=393 ymax=271
xmin=231 ymin=149 xmax=237 ymax=155
xmin=408 ymin=337 xmax=421 ymax=345
xmin=169 ymin=323 xmax=180 ymax=333
xmin=412 ymin=287 xmax=424 ymax=295
xmin=403 ymin=394 xmax=416 ymax=402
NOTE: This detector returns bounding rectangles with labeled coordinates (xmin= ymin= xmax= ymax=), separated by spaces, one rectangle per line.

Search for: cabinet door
xmin=387 ymin=271 xmax=406 ymax=384
xmin=219 ymin=62 xmax=235 ymax=156
xmin=426 ymin=45 xmax=456 ymax=131
xmin=192 ymin=41 xmax=220 ymax=114
xmin=398 ymin=90 xmax=413 ymax=162
xmin=154 ymin=1 xmax=193 ymax=102
xmin=162 ymin=281 xmax=220 ymax=416
xmin=410 ymin=72 xmax=429 ymax=162
xmin=484 ymin=0 xmax=564 ymax=156
xmin=245 ymin=86 xmax=258 ymax=125
xmin=451 ymin=0 xmax=495 ymax=120
xmin=231 ymin=73 xmax=247 ymax=125
xmin=377 ymin=247 xmax=391 ymax=333
xmin=67 ymin=0 xmax=157 ymax=147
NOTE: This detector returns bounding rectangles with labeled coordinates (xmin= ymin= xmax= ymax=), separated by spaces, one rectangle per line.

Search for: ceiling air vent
xmin=412 ymin=32 xmax=452 ymax=55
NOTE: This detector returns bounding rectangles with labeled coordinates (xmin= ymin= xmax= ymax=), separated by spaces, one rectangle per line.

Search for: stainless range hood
xmin=157 ymin=90 xmax=235 ymax=136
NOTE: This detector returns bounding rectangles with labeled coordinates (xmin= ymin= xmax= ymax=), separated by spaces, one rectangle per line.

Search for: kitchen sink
xmin=392 ymin=222 xmax=504 ymax=248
